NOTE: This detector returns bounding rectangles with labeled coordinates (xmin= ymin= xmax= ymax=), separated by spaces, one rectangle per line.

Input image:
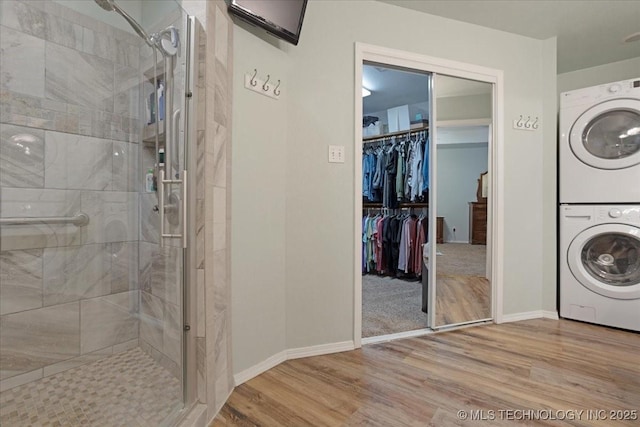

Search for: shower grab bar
xmin=0 ymin=212 xmax=90 ymax=227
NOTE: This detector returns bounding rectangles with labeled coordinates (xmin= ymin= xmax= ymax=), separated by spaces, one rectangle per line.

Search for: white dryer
xmin=560 ymin=204 xmax=640 ymax=331
xmin=559 ymin=78 xmax=640 ymax=203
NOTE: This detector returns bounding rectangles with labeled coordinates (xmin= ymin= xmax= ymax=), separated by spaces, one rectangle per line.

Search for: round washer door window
xmin=568 ymin=224 xmax=640 ymax=300
xmin=569 ymin=99 xmax=640 ymax=170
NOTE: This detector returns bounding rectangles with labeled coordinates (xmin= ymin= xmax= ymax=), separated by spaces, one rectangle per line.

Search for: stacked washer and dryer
xmin=559 ymin=78 xmax=640 ymax=332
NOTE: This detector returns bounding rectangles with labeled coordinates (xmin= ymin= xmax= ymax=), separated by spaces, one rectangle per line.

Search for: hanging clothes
xmin=363 ymin=152 xmax=378 ymax=201
xmin=363 ymin=209 xmax=428 ymax=279
xmin=363 ymin=131 xmax=428 ymax=207
xmin=362 ymin=216 xmax=367 ymax=273
xmin=404 ymin=139 xmax=415 ymax=198
xmin=421 ymin=135 xmax=430 ymax=194
xmin=375 ymin=216 xmax=385 ymax=273
xmin=413 ymin=216 xmax=427 ymax=275
xmin=410 ymin=138 xmax=423 ymax=202
xmin=384 ymin=145 xmax=399 ymax=209
xmin=363 ymin=130 xmax=429 ymax=279
xmin=395 ymin=144 xmax=405 ymax=201
xmin=372 ymin=148 xmax=385 ymax=202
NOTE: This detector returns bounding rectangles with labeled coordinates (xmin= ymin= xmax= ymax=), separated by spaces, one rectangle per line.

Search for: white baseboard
xmin=444 ymin=240 xmax=470 ymax=244
xmin=233 ymin=340 xmax=355 ymax=386
xmin=501 ymin=310 xmax=544 ymax=323
xmin=233 ymin=350 xmax=286 ymax=386
xmin=501 ymin=310 xmax=560 ymax=323
xmin=362 ymin=329 xmax=432 ymax=345
xmin=287 ymin=340 xmax=354 ymax=360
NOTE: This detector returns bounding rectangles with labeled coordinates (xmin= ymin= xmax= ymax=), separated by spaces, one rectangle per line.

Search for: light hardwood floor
xmin=213 ymin=319 xmax=639 ymax=426
xmin=434 ymin=243 xmax=490 ymax=327
xmin=435 ymin=274 xmax=491 ymax=326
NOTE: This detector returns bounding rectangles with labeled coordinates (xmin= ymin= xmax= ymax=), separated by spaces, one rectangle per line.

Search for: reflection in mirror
xmin=477 ymin=171 xmax=488 ymax=201
xmin=360 ymin=62 xmax=431 ymax=338
xmin=433 ymin=74 xmax=492 ymax=327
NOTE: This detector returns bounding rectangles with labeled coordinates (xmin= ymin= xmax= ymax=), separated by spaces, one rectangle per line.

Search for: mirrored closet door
xmin=429 ymin=74 xmax=493 ymax=329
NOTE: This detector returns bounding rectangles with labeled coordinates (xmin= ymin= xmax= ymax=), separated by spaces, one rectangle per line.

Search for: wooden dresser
xmin=436 ymin=216 xmax=444 ymax=244
xmin=468 ymin=202 xmax=487 ymax=245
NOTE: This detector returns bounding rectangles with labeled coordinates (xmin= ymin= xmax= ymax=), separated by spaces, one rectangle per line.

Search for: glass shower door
xmin=0 ymin=1 xmax=192 ymax=425
xmin=137 ymin=1 xmax=191 ymax=423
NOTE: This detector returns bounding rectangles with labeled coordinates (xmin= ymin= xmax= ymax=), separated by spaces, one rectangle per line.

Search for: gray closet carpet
xmin=362 ymin=243 xmax=486 ymax=338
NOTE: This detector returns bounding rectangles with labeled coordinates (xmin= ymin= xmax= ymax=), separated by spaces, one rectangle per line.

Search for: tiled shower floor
xmin=0 ymin=347 xmax=182 ymax=427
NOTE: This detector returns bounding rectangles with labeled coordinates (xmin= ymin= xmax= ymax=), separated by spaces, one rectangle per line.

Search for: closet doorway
xmin=361 ymin=63 xmax=431 ymax=339
xmin=354 ymin=43 xmax=504 ymax=346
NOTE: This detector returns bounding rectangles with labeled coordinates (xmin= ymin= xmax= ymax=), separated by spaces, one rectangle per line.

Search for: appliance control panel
xmin=596 ymin=206 xmax=640 ymax=224
xmin=560 ymin=78 xmax=640 ymax=107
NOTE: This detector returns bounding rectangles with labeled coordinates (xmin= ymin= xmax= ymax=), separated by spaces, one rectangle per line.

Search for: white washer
xmin=560 ymin=204 xmax=640 ymax=331
xmin=559 ymin=78 xmax=640 ymax=203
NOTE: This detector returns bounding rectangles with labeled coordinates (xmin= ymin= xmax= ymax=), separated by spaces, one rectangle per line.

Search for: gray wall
xmin=436 ymin=144 xmax=489 ymax=243
xmin=231 ymin=23 xmax=288 ymax=375
xmin=231 ymin=0 xmax=557 ymax=374
xmin=542 ymin=38 xmax=558 ymax=313
xmin=557 ymin=57 xmax=640 ymax=93
xmin=437 ymin=93 xmax=492 ymax=121
xmin=434 ymin=90 xmax=491 ymax=243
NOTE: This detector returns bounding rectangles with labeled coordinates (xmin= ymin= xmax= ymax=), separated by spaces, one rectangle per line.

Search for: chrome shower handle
xmin=172 ymin=108 xmax=181 ymax=174
xmin=159 ymin=169 xmax=165 ymax=247
xmin=181 ymin=170 xmax=187 ymax=249
xmin=159 ymin=169 xmax=187 ymax=248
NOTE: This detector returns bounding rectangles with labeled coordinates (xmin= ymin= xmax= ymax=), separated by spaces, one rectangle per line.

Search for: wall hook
xmin=262 ymin=74 xmax=270 ymax=91
xmin=250 ymin=69 xmax=258 ymax=86
xmin=274 ymin=79 xmax=281 ymax=96
xmin=517 ymin=115 xmax=524 ymax=127
xmin=532 ymin=117 xmax=539 ymax=129
xmin=524 ymin=115 xmax=531 ymax=128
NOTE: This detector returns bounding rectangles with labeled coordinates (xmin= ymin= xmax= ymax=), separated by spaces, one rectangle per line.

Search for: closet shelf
xmin=363 ymin=125 xmax=429 ymax=142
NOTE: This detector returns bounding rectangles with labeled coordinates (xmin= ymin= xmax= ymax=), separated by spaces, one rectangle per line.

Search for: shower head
xmin=93 ymin=0 xmax=114 ymax=11
xmin=93 ymin=0 xmax=153 ymax=47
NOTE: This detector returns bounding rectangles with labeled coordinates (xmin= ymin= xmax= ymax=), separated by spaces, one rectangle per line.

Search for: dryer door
xmin=569 ymin=99 xmax=640 ymax=170
xmin=568 ymin=224 xmax=640 ymax=300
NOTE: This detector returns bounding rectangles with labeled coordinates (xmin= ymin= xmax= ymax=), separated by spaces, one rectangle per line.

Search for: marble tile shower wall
xmin=0 ymin=0 xmax=142 ymax=392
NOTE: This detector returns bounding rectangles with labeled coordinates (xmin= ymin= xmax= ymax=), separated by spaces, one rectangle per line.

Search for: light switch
xmin=328 ymin=145 xmax=345 ymax=163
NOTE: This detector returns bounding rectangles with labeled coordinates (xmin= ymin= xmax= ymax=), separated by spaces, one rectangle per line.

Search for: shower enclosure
xmin=0 ymin=0 xmax=197 ymax=425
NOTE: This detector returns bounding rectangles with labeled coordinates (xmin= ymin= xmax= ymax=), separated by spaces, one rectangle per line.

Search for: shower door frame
xmin=181 ymin=13 xmax=198 ymax=416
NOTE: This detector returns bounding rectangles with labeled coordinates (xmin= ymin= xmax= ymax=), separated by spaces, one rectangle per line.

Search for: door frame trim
xmin=353 ymin=42 xmax=505 ymax=348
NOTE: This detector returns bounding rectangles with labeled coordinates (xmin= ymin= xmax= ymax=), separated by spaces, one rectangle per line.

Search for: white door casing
xmin=353 ymin=43 xmax=505 ymax=347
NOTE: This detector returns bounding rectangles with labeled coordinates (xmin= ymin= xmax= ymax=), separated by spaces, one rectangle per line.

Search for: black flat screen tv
xmin=228 ymin=0 xmax=308 ymax=46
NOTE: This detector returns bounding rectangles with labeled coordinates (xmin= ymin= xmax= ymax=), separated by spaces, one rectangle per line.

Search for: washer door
xmin=569 ymin=99 xmax=640 ymax=170
xmin=568 ymin=224 xmax=640 ymax=300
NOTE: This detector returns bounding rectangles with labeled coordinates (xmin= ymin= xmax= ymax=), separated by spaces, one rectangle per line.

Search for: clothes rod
xmin=363 ymin=125 xmax=428 ymax=143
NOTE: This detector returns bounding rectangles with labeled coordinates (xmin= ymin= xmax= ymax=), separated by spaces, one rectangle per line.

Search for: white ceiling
xmin=363 ymin=65 xmax=429 ymax=113
xmin=377 ymin=0 xmax=640 ymax=74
